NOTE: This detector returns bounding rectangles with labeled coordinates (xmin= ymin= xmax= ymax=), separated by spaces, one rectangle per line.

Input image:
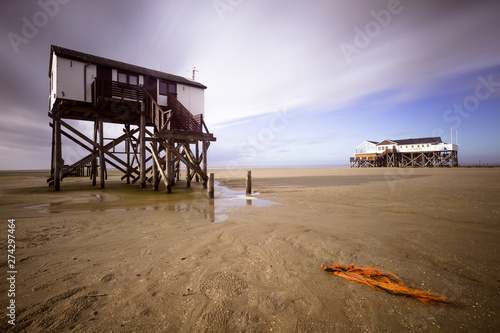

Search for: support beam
xmin=165 ymin=140 xmax=172 ymax=193
xmin=99 ymin=117 xmax=105 ymax=188
xmin=92 ymin=119 xmax=98 ymax=185
xmin=195 ymin=142 xmax=200 ymax=183
xmin=152 ymin=141 xmax=159 ymax=191
xmin=202 ymin=140 xmax=208 ymax=189
xmin=139 ymin=111 xmax=146 ymax=188
xmin=49 ymin=119 xmax=55 ymax=187
xmin=165 ymin=143 xmax=208 ymax=183
xmin=185 ymin=144 xmax=191 ymax=187
xmin=53 ymin=114 xmax=62 ymax=191
xmin=125 ymin=124 xmax=131 ymax=184
xmin=149 ymin=143 xmax=169 ymax=192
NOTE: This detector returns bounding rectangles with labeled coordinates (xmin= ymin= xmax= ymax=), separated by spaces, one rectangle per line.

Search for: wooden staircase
xmin=143 ymin=89 xmax=207 ymax=134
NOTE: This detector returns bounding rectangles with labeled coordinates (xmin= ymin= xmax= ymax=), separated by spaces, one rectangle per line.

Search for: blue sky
xmin=1 ymin=0 xmax=499 ymax=170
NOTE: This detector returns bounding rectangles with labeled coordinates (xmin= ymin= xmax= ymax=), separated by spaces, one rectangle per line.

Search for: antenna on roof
xmin=192 ymin=65 xmax=199 ymax=80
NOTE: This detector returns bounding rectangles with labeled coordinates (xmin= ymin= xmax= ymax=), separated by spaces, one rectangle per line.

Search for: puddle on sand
xmin=22 ymin=183 xmax=276 ymax=223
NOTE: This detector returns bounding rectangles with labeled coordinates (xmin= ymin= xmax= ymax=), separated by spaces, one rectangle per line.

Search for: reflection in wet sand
xmin=21 ymin=182 xmax=275 ymax=223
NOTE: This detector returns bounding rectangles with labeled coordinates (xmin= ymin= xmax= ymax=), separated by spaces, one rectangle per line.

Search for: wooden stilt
xmin=92 ymin=119 xmax=98 ymax=185
xmin=176 ymin=159 xmax=181 ymax=181
xmin=99 ymin=117 xmax=105 ymax=188
xmin=186 ymin=144 xmax=191 ymax=188
xmin=125 ymin=124 xmax=131 ymax=184
xmin=49 ymin=118 xmax=55 ymax=187
xmin=152 ymin=141 xmax=159 ymax=191
xmin=53 ymin=114 xmax=62 ymax=191
xmin=195 ymin=142 xmax=200 ymax=183
xmin=139 ymin=112 xmax=146 ymax=188
xmin=166 ymin=140 xmax=172 ymax=193
xmin=202 ymin=140 xmax=208 ymax=189
xmin=208 ymin=173 xmax=214 ymax=198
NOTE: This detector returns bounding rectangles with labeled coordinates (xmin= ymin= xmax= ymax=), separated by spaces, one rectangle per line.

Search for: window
xmin=159 ymin=81 xmax=167 ymax=95
xmin=117 ymin=71 xmax=138 ymax=85
xmin=159 ymin=81 xmax=177 ymax=96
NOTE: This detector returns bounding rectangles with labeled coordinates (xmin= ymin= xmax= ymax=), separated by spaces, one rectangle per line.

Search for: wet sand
xmin=0 ymin=167 xmax=499 ymax=332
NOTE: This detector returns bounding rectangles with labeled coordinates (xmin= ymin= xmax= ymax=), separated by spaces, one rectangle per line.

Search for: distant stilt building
xmin=350 ymin=137 xmax=458 ymax=168
xmin=47 ymin=45 xmax=216 ymax=191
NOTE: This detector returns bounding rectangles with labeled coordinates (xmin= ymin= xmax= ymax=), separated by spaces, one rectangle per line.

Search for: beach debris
xmin=84 ymin=293 xmax=108 ymax=297
xmin=321 ymin=263 xmax=449 ymax=305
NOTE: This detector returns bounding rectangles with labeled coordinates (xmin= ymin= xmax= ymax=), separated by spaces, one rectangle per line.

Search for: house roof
xmin=393 ymin=137 xmax=442 ymax=145
xmin=49 ymin=45 xmax=207 ymax=89
xmin=376 ymin=137 xmax=443 ymax=146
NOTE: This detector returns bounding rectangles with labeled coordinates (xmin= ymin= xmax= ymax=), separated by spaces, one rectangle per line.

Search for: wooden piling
xmin=166 ymin=140 xmax=172 ymax=193
xmin=246 ymin=170 xmax=252 ymax=194
xmin=202 ymin=140 xmax=208 ymax=189
xmin=92 ymin=119 xmax=98 ymax=185
xmin=139 ymin=111 xmax=146 ymax=188
xmin=125 ymin=124 xmax=131 ymax=184
xmin=195 ymin=142 xmax=200 ymax=183
xmin=208 ymin=173 xmax=214 ymax=198
xmin=53 ymin=115 xmax=61 ymax=191
xmin=99 ymin=117 xmax=105 ymax=188
xmin=186 ymin=163 xmax=191 ymax=188
xmin=152 ymin=141 xmax=159 ymax=191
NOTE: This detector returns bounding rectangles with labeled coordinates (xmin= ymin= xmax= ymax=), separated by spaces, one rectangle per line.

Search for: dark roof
xmin=376 ymin=137 xmax=442 ymax=146
xmin=49 ymin=45 xmax=206 ymax=89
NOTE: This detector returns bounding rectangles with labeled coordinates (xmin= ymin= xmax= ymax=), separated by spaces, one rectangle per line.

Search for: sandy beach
xmin=0 ymin=167 xmax=499 ymax=332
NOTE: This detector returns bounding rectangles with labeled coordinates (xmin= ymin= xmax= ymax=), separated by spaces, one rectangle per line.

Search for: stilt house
xmin=350 ymin=137 xmax=458 ymax=167
xmin=48 ymin=45 xmax=216 ymax=191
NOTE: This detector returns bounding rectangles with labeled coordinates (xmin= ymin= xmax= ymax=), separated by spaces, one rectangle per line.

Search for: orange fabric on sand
xmin=321 ymin=263 xmax=449 ymax=305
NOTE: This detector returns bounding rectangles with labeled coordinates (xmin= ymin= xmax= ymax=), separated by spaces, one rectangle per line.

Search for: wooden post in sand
xmin=53 ymin=112 xmax=62 ymax=191
xmin=208 ymin=173 xmax=214 ymax=198
xmin=246 ymin=170 xmax=252 ymax=194
xmin=99 ymin=117 xmax=105 ymax=189
xmin=166 ymin=140 xmax=172 ymax=194
xmin=139 ymin=111 xmax=146 ymax=188
xmin=202 ymin=140 xmax=208 ymax=189
xmin=92 ymin=119 xmax=98 ymax=186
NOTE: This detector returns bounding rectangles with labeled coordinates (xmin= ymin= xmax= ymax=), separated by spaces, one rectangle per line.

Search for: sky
xmin=1 ymin=0 xmax=500 ymax=170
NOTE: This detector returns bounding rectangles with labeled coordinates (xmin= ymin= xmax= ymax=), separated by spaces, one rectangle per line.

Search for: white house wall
xmin=52 ymin=56 xmax=96 ymax=107
xmin=177 ymin=84 xmax=204 ymax=115
xmin=84 ymin=64 xmax=96 ymax=102
xmin=52 ymin=56 xmax=203 ymax=114
xmin=50 ymin=54 xmax=57 ymax=110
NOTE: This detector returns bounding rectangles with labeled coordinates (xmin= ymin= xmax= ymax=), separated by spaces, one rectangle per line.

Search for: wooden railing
xmin=92 ymin=78 xmax=144 ymax=104
xmin=166 ymin=91 xmax=202 ymax=132
xmin=143 ymin=88 xmax=171 ymax=130
xmin=91 ymin=78 xmax=208 ymax=134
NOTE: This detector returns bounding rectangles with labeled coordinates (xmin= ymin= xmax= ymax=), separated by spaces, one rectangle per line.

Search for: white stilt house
xmin=350 ymin=137 xmax=458 ymax=167
xmin=48 ymin=45 xmax=216 ymax=191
